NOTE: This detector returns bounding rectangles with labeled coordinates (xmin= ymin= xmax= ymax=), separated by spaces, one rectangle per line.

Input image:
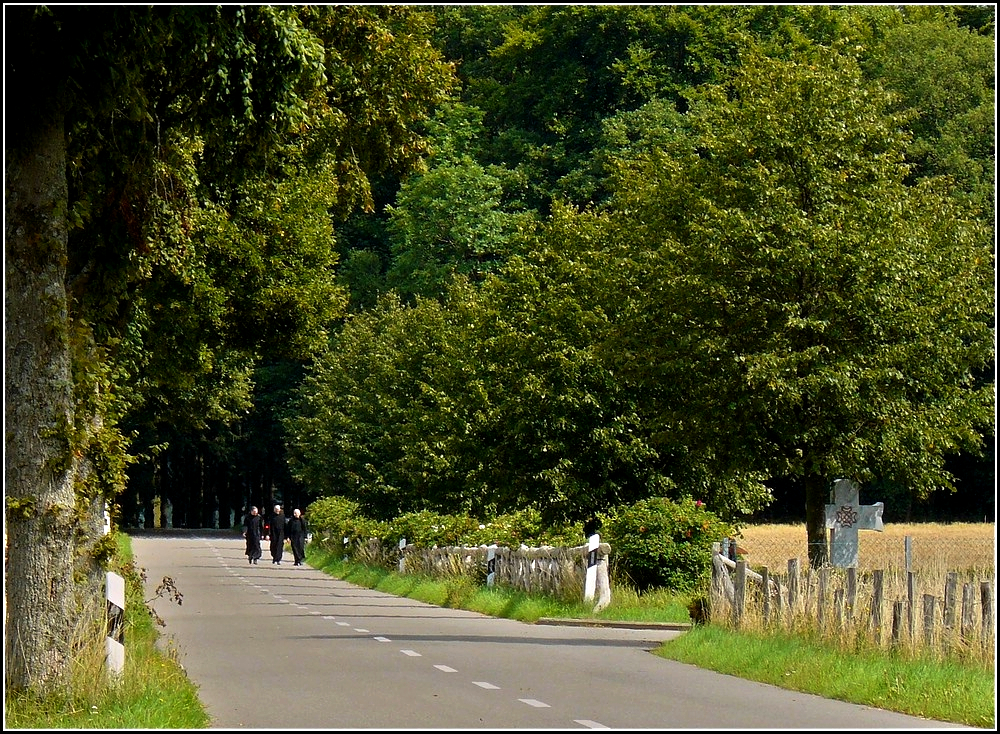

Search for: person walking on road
xmin=286 ymin=508 xmax=308 ymax=566
xmin=243 ymin=506 xmax=263 ymax=565
xmin=267 ymin=505 xmax=286 ymax=564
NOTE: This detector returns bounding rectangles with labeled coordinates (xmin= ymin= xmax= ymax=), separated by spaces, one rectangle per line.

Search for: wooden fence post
xmin=846 ymin=567 xmax=857 ymax=622
xmin=891 ymin=600 xmax=904 ymax=648
xmin=761 ymin=567 xmax=770 ymax=625
xmin=710 ymin=545 xmax=734 ymax=621
xmin=787 ymin=558 xmax=799 ymax=617
xmin=870 ymin=569 xmax=884 ymax=645
xmin=923 ymin=594 xmax=936 ymax=647
xmin=981 ymin=581 xmax=993 ymax=648
xmin=907 ymin=571 xmax=916 ymax=643
xmin=774 ymin=575 xmax=783 ymax=625
xmin=943 ymin=572 xmax=958 ymax=652
xmin=961 ymin=582 xmax=976 ymax=643
xmin=486 ymin=545 xmax=497 ymax=587
xmin=817 ymin=567 xmax=828 ymax=630
xmin=733 ymin=560 xmax=746 ymax=628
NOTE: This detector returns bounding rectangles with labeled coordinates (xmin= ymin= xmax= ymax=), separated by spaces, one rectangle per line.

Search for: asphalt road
xmin=129 ymin=532 xmax=970 ymax=730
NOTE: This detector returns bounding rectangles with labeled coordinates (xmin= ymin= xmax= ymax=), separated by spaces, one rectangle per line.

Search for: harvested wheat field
xmin=735 ymin=522 xmax=996 ymax=575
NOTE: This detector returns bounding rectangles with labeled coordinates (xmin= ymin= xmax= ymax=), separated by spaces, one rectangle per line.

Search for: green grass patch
xmin=4 ymin=535 xmax=211 ymax=729
xmin=656 ymin=625 xmax=995 ymax=729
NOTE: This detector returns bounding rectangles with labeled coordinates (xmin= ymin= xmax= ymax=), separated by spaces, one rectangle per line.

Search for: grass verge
xmin=310 ymin=545 xmax=693 ymax=624
xmin=656 ymin=625 xmax=995 ymax=729
xmin=4 ymin=534 xmax=211 ymax=729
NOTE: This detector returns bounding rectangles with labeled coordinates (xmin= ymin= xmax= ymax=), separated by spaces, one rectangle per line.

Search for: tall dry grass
xmin=712 ymin=522 xmax=996 ymax=668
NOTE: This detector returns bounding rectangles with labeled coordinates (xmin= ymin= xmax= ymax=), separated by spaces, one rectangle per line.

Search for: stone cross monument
xmin=824 ymin=478 xmax=884 ymax=568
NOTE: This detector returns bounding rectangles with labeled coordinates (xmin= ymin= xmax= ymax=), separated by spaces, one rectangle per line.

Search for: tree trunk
xmin=804 ymin=473 xmax=829 ymax=569
xmin=4 ymin=110 xmax=83 ymax=691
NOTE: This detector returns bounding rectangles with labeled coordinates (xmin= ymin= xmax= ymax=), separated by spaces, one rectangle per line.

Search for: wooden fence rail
xmin=339 ymin=535 xmax=613 ymax=611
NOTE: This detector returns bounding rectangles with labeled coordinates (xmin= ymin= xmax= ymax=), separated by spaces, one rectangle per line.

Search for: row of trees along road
xmin=4 ymin=5 xmax=456 ymax=692
xmin=4 ymin=5 xmax=994 ymax=693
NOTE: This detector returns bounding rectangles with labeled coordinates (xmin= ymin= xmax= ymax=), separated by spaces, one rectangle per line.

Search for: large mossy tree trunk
xmin=4 ymin=111 xmax=85 ymax=691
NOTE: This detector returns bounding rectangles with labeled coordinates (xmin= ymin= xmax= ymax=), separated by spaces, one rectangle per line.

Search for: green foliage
xmin=286 ymin=258 xmax=673 ymax=525
xmin=48 ymin=4 xmax=461 ymax=528
xmin=306 ymin=499 xmax=587 ymax=551
xmin=597 ymin=45 xmax=993 ymax=559
xmin=305 ymin=495 xmax=388 ymax=552
xmin=297 ymin=5 xmax=992 ymax=540
xmin=600 ymin=497 xmax=735 ymax=593
xmin=864 ymin=12 xmax=995 ymax=218
xmin=460 ymin=508 xmax=585 ymax=548
xmin=381 ymin=100 xmax=537 ymax=303
xmin=385 ymin=157 xmax=527 ymax=301
xmin=385 ymin=510 xmax=483 ymax=547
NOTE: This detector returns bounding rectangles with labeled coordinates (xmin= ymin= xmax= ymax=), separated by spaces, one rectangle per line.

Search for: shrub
xmin=385 ymin=510 xmax=482 ymax=547
xmin=307 ymin=499 xmax=586 ymax=551
xmin=462 ymin=507 xmax=584 ymax=548
xmin=600 ymin=497 xmax=734 ymax=593
xmin=306 ymin=495 xmax=388 ymax=554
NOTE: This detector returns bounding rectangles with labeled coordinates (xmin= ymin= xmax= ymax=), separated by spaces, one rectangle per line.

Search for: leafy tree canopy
xmin=598 ymin=47 xmax=994 ymax=564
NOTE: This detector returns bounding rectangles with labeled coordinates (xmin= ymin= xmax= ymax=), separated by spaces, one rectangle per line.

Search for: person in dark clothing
xmin=243 ymin=506 xmax=263 ymax=564
xmin=268 ymin=505 xmax=286 ymax=564
xmin=286 ymin=508 xmax=308 ymax=566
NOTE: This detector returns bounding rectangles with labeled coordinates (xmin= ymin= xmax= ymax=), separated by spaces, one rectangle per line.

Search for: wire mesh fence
xmin=735 ymin=528 xmax=996 ymax=576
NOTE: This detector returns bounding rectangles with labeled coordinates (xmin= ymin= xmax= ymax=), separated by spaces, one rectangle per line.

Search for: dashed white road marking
xmin=208 ymin=542 xmax=601 ymax=726
xmin=518 ymin=699 xmax=550 ymax=708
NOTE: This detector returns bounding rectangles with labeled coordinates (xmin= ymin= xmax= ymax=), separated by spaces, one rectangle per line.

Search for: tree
xmin=384 ymin=103 xmax=534 ymax=302
xmin=864 ymin=11 xmax=996 ymax=219
xmin=4 ymin=5 xmax=456 ymax=691
xmin=600 ymin=48 xmax=994 ymax=567
xmin=5 ymin=28 xmax=80 ymax=691
xmin=287 ymin=216 xmax=674 ymax=526
xmin=105 ymin=5 xmax=457 ymax=528
xmin=4 ymin=4 xmax=328 ymax=690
